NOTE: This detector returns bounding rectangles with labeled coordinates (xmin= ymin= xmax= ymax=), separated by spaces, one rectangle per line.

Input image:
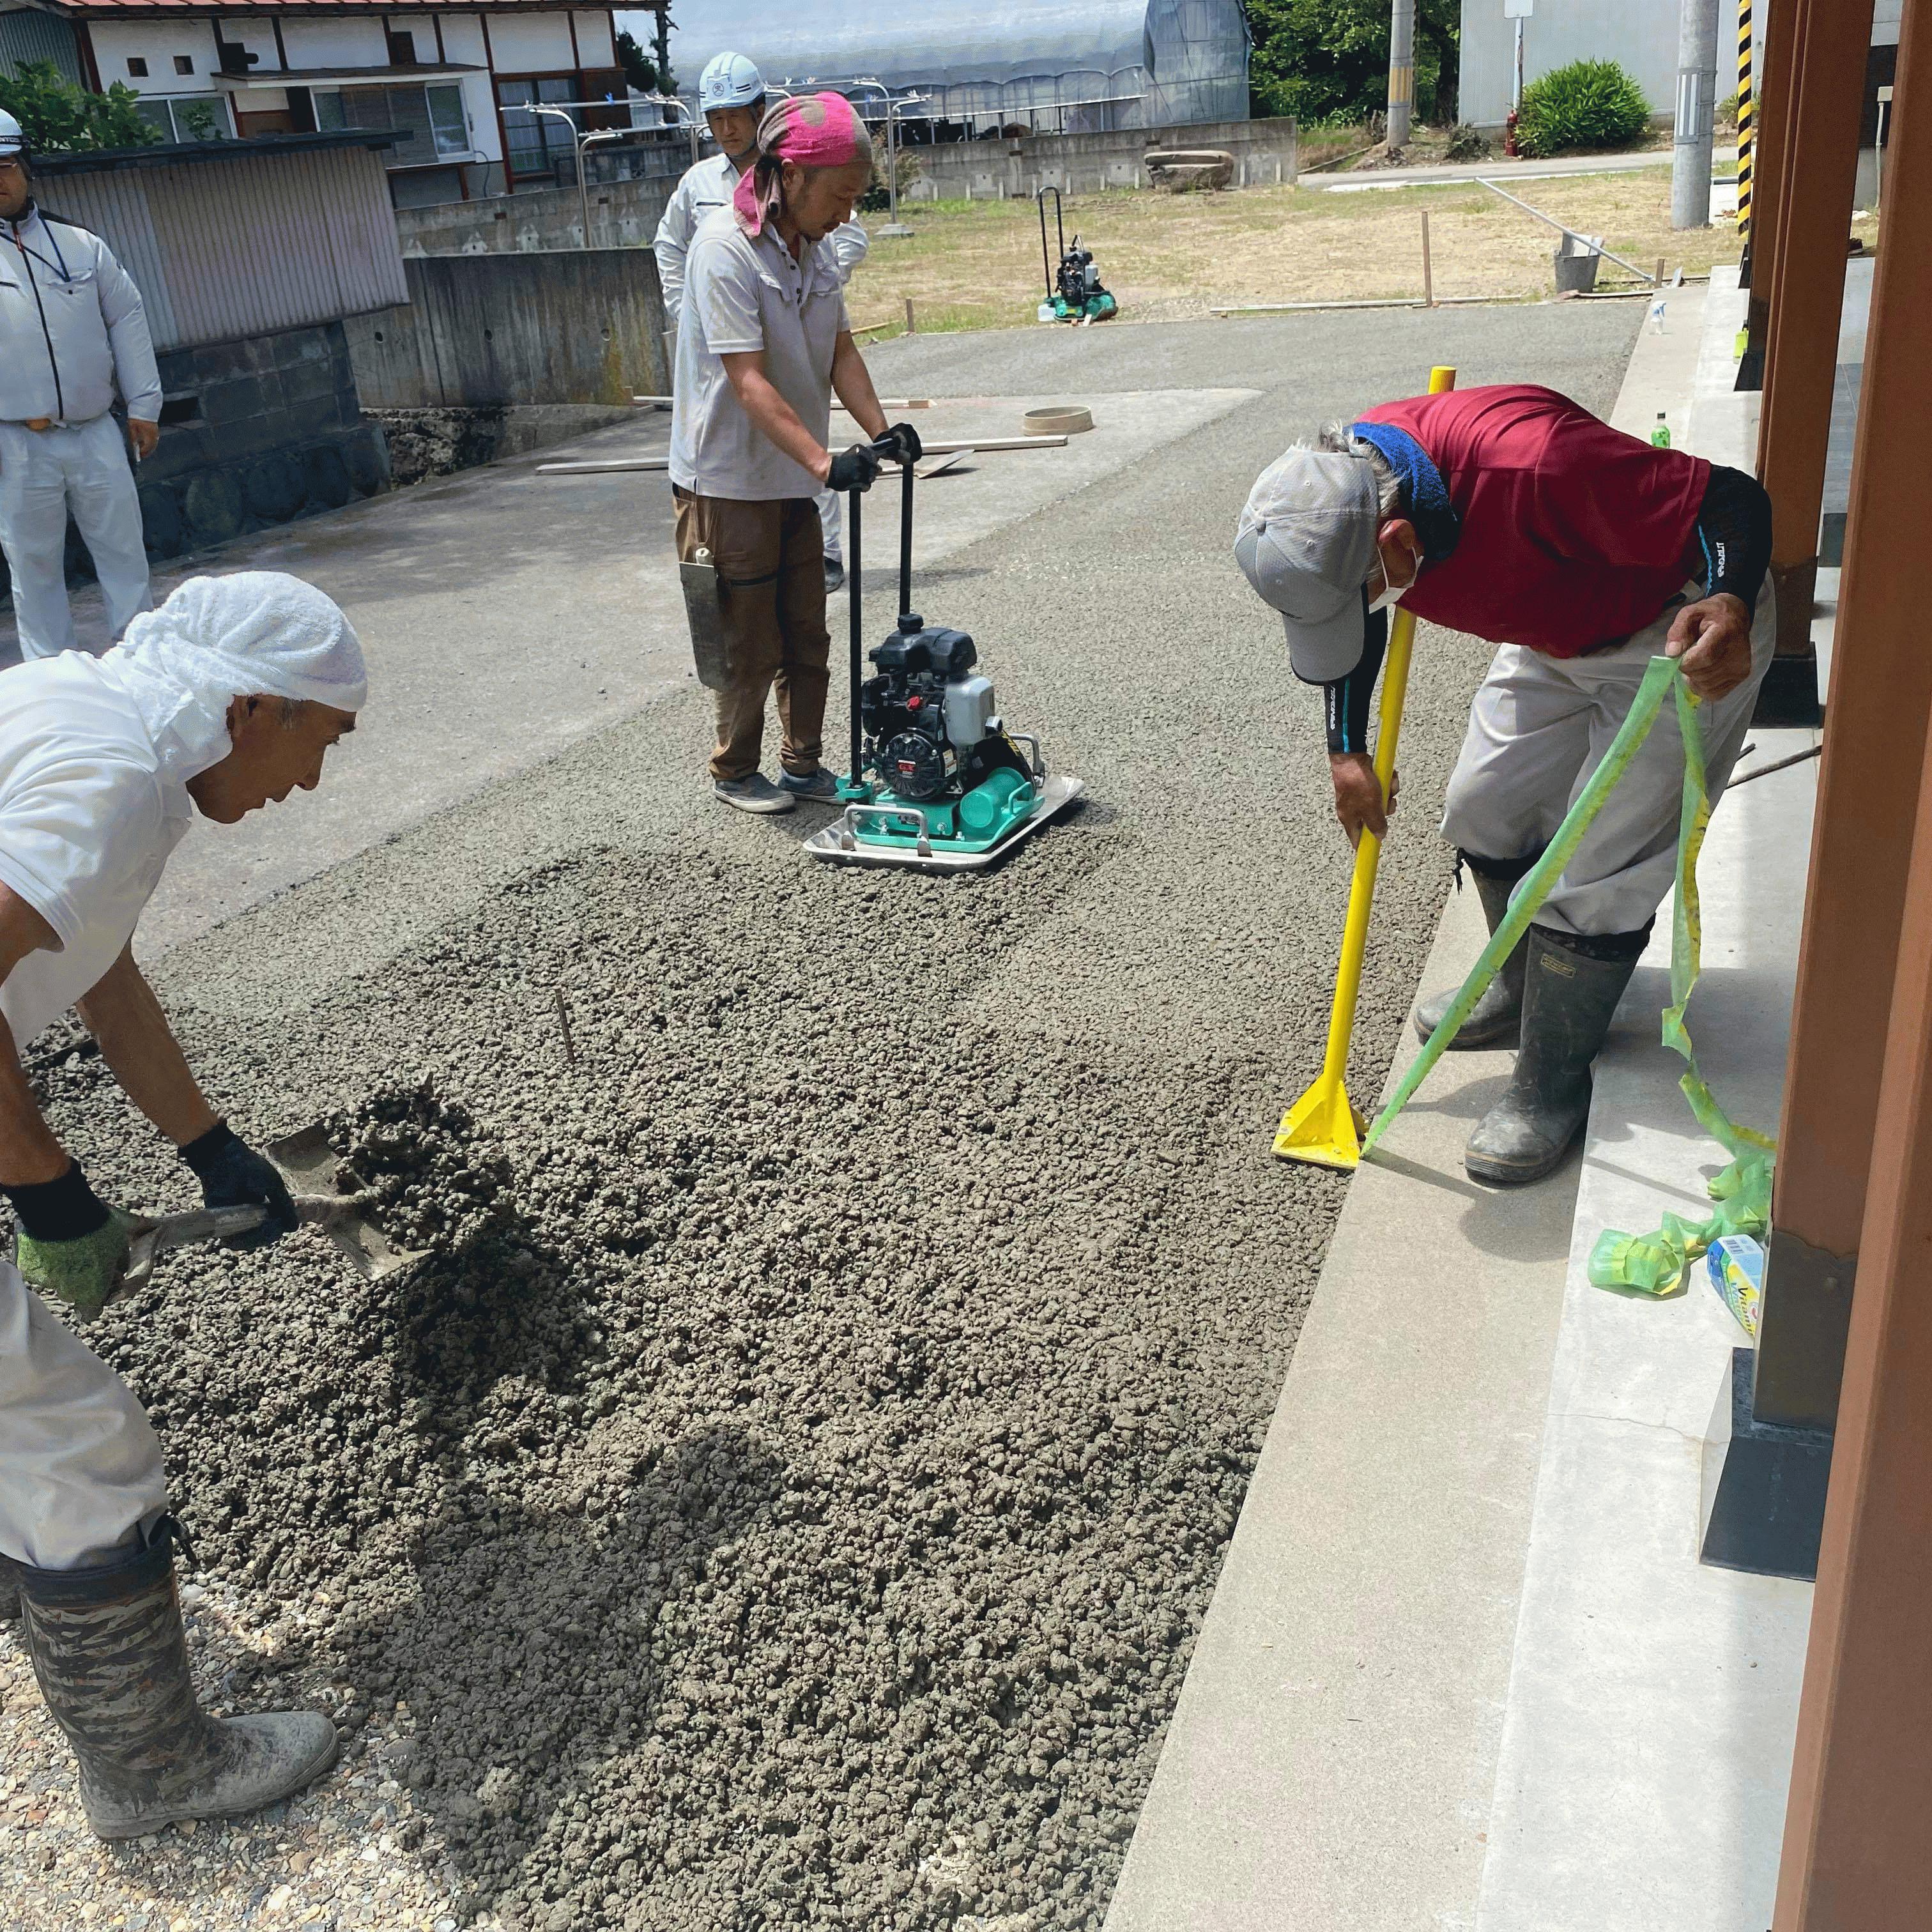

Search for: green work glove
xmin=4 ymin=1161 xmax=138 ymax=1321
xmin=15 ymin=1209 xmax=141 ymax=1320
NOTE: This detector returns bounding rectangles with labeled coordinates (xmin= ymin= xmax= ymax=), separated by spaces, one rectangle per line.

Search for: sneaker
xmin=713 ymin=773 xmax=796 ymax=814
xmin=823 ymin=558 xmax=846 ymax=595
xmin=778 ymin=767 xmax=841 ymax=802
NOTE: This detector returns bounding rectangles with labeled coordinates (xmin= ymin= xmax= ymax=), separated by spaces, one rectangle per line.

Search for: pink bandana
xmin=732 ymin=91 xmax=873 ymax=236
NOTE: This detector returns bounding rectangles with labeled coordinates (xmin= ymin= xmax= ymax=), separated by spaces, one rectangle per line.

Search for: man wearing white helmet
xmin=0 ymin=109 xmax=163 ymax=661
xmin=653 ymin=52 xmax=768 ymax=335
xmin=0 ymin=572 xmax=364 ymax=1839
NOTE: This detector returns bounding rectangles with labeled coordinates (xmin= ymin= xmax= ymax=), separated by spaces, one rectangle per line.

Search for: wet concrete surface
xmin=7 ymin=301 xmax=1641 ymax=1931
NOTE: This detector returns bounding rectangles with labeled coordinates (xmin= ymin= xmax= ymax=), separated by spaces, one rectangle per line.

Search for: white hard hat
xmin=0 ymin=109 xmax=26 ymax=156
xmin=698 ymin=52 xmax=764 ymax=114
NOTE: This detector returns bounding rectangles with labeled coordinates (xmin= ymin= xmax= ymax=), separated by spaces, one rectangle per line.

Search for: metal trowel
xmin=679 ymin=546 xmax=733 ymax=692
xmin=265 ymin=1123 xmax=427 ymax=1281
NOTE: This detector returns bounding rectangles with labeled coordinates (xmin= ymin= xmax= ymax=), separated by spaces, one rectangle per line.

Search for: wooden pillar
xmin=1699 ymin=0 xmax=1903 ymax=1583
xmin=1774 ymin=13 xmax=1932 ymax=1899
xmin=1752 ymin=0 xmax=1873 ymax=711
xmin=1738 ymin=0 xmax=1800 ymax=374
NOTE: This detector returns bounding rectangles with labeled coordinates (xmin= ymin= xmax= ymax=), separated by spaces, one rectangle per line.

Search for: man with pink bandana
xmin=669 ymin=93 xmax=923 ymax=815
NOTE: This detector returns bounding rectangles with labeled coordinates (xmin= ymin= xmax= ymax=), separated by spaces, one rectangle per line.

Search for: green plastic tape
xmin=1361 ymin=656 xmax=1776 ymax=1297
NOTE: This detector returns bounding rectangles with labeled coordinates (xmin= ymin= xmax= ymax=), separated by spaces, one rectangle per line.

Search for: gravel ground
xmin=0 ymin=303 xmax=1641 ymax=1931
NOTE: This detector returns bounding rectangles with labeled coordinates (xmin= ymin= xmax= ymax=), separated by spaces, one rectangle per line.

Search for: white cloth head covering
xmin=96 ymin=572 xmax=366 ymax=786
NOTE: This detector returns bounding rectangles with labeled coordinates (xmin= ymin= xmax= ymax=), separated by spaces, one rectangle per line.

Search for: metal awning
xmin=211 ymin=63 xmax=482 ymax=91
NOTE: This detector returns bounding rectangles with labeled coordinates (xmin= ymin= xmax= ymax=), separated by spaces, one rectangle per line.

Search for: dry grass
xmin=848 ymin=166 xmax=1762 ymax=338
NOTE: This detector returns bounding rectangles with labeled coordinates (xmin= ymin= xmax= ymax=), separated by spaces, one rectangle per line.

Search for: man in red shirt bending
xmin=1234 ymin=384 xmax=1775 ymax=1186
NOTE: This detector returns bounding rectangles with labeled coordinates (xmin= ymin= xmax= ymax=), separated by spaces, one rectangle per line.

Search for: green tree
xmin=1245 ymin=0 xmax=1459 ymax=128
xmin=615 ymin=28 xmax=662 ymax=96
xmin=0 ymin=59 xmax=160 ymax=153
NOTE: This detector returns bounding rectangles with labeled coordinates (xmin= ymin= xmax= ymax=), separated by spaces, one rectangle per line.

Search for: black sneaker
xmin=713 ymin=774 xmax=796 ymax=815
xmin=778 ymin=767 xmax=840 ymax=802
xmin=823 ymin=558 xmax=846 ymax=595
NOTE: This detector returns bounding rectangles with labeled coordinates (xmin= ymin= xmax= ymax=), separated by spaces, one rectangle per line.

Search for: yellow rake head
xmin=1272 ymin=1073 xmax=1366 ymax=1170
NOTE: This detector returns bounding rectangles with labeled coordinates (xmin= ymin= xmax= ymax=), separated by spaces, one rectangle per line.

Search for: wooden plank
xmin=537 ymin=435 xmax=1068 ymax=477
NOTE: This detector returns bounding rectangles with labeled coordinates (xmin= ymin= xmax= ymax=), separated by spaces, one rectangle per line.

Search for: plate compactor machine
xmin=803 ymin=441 xmax=1084 ymax=872
xmin=1036 ymin=187 xmax=1117 ymax=325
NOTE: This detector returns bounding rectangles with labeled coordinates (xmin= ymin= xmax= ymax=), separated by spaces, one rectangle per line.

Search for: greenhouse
xmin=632 ymin=0 xmax=1252 ymax=132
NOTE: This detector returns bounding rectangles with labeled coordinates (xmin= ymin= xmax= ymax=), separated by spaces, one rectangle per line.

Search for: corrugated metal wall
xmin=0 ymin=4 xmax=84 ymax=84
xmin=42 ymin=146 xmax=409 ymax=353
xmin=36 ymin=167 xmax=180 ymax=348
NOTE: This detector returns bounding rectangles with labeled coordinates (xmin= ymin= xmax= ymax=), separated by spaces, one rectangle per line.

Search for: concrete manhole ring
xmin=1024 ymin=405 xmax=1094 ymax=436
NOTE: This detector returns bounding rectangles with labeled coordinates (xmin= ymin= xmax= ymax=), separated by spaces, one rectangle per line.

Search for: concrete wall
xmin=344 ymin=248 xmax=667 ymax=410
xmin=369 ymin=401 xmax=637 ymax=485
xmin=393 ymin=171 xmax=675 ymax=255
xmin=1458 ymin=0 xmax=1747 ymax=130
xmin=903 ymin=116 xmax=1298 ymax=200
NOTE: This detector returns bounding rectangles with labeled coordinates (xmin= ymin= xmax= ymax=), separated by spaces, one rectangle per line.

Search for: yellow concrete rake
xmin=1274 ymin=362 xmax=1458 ymax=1170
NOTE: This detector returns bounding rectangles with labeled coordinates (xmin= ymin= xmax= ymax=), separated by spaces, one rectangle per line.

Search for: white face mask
xmin=1367 ymin=546 xmax=1420 ymax=614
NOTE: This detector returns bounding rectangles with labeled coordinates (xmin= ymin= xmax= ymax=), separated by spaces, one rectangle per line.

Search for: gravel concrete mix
xmin=0 ymin=302 xmax=1641 ymax=1932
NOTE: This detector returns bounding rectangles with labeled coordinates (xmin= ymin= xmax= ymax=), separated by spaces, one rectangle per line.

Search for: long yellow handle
xmin=1312 ymin=605 xmax=1418 ymax=1090
xmin=1277 ymin=362 xmax=1455 ymax=1167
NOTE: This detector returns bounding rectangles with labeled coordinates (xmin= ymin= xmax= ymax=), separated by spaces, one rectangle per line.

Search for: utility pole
xmin=652 ymin=2 xmax=673 ymax=98
xmin=1386 ymin=0 xmax=1415 ymax=150
xmin=1671 ymin=0 xmax=1719 ymax=227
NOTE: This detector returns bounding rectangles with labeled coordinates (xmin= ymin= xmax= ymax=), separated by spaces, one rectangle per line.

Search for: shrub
xmin=1715 ymin=89 xmax=1742 ymax=134
xmin=0 ymin=59 xmax=159 ymax=153
xmin=1444 ymin=121 xmax=1491 ymax=162
xmin=859 ymin=144 xmax=921 ymax=214
xmin=1515 ymin=58 xmax=1650 ymax=158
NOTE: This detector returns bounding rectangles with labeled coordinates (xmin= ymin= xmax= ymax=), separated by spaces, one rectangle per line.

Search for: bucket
xmin=1552 ymin=232 xmax=1602 ymax=295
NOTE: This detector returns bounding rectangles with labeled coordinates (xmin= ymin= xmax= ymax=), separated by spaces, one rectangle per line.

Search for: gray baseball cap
xmin=1233 ymin=446 xmax=1381 ymax=682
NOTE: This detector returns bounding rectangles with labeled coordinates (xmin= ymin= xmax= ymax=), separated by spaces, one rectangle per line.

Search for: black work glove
xmin=179 ymin=1121 xmax=297 ymax=1250
xmin=825 ymin=443 xmax=882 ymax=494
xmin=876 ymin=422 xmax=924 ymax=466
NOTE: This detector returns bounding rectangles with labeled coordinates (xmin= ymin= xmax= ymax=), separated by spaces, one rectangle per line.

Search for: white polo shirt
xmin=668 ymin=205 xmax=849 ymax=503
xmin=0 ymin=654 xmax=194 ymax=1048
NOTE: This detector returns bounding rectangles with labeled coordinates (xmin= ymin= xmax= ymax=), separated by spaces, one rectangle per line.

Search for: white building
xmin=0 ymin=0 xmax=639 ymax=206
xmin=1457 ymin=0 xmax=1900 ymax=135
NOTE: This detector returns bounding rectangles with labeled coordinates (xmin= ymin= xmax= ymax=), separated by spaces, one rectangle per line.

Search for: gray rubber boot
xmin=1464 ymin=927 xmax=1641 ymax=1186
xmin=1414 ymin=854 xmax=1540 ymax=1050
xmin=16 ymin=1520 xmax=340 ymax=1841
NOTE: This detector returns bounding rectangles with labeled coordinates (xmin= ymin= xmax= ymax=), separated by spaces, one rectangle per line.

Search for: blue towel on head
xmin=1348 ymin=420 xmax=1461 ymax=561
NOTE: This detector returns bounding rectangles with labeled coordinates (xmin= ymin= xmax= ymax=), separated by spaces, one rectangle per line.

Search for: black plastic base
xmin=1701 ymin=1348 xmax=1834 ymax=1580
xmin=1752 ymin=653 xmax=1823 ymax=730
xmin=1734 ymin=348 xmax=1764 ymax=392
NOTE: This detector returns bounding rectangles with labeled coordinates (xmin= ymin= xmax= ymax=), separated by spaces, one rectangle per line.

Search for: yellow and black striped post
xmin=1736 ymin=0 xmax=1754 ymax=243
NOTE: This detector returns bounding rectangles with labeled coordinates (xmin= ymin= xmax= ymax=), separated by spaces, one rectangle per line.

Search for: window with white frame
xmin=133 ymin=93 xmax=233 ymax=142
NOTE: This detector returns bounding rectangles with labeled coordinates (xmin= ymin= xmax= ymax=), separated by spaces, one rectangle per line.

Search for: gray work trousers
xmin=1439 ymin=578 xmax=1777 ymax=937
xmin=0 ymin=1254 xmax=167 ymax=1570
xmin=0 ymin=414 xmax=152 ymax=660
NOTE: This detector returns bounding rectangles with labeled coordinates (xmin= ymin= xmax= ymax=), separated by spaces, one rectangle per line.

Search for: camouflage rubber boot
xmin=1463 ymin=926 xmax=1643 ymax=1186
xmin=1413 ymin=851 xmax=1542 ymax=1051
xmin=15 ymin=1520 xmax=340 ymax=1841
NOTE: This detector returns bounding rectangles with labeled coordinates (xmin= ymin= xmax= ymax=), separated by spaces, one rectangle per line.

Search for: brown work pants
xmin=674 ymin=489 xmax=831 ymax=782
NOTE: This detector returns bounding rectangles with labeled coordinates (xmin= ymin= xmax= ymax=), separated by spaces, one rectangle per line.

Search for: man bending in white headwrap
xmin=0 ymin=570 xmax=364 ymax=1841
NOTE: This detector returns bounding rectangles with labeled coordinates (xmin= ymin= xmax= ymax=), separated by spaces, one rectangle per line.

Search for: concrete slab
xmin=1468 ymin=254 xmax=1822 ymax=1932
xmin=1469 ymin=733 xmax=1817 ymax=1932
xmin=1104 ymin=882 xmax=1577 ymax=1932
